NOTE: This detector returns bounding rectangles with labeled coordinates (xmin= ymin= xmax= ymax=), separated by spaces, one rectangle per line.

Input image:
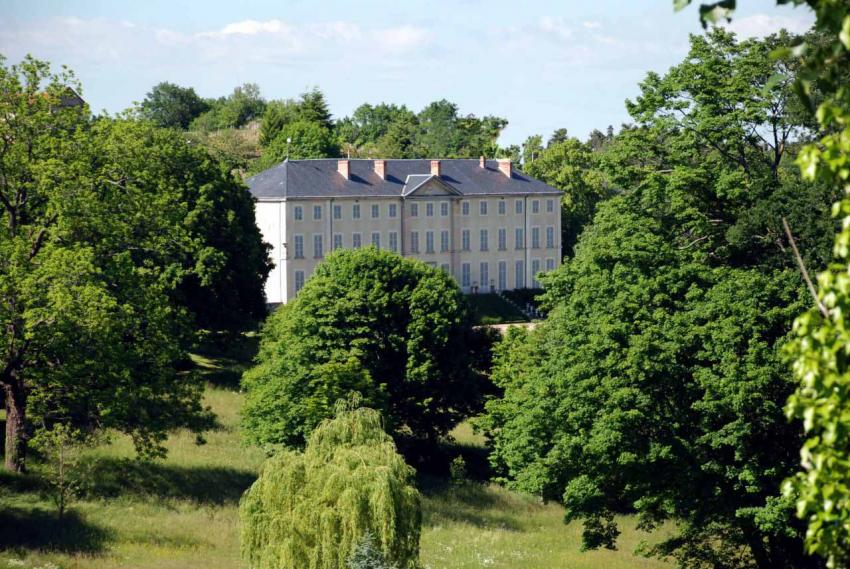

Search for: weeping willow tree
xmin=240 ymin=399 xmax=422 ymax=569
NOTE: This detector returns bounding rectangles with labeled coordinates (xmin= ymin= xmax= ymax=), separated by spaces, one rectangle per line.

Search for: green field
xmin=0 ymin=338 xmax=669 ymax=569
xmin=466 ymin=293 xmax=529 ymax=325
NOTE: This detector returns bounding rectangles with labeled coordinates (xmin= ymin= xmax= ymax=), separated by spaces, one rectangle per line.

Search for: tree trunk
xmin=4 ymin=379 xmax=27 ymax=473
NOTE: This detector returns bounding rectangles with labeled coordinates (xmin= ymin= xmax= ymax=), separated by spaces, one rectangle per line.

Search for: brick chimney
xmin=430 ymin=160 xmax=441 ymax=177
xmin=374 ymin=159 xmax=386 ymax=180
xmin=338 ymin=159 xmax=350 ymax=180
xmin=479 ymin=156 xmax=486 ymax=168
xmin=497 ymin=159 xmax=512 ymax=178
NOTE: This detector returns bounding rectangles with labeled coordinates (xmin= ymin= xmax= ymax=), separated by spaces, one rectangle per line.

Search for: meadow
xmin=0 ymin=337 xmax=669 ymax=569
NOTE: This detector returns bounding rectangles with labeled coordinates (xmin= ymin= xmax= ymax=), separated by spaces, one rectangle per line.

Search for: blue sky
xmin=1 ymin=0 xmax=814 ymax=145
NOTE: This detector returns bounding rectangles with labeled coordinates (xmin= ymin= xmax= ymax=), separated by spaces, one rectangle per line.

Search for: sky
xmin=0 ymin=0 xmax=815 ymax=146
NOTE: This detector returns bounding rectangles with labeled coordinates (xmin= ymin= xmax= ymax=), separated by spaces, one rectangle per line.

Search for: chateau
xmin=248 ymin=158 xmax=562 ymax=304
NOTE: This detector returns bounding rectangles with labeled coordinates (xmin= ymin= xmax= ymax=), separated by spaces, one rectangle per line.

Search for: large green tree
xmin=241 ymin=248 xmax=489 ymax=450
xmin=0 ymin=57 xmax=213 ymax=472
xmin=479 ymin=29 xmax=833 ymax=568
xmin=93 ymin=119 xmax=271 ymax=332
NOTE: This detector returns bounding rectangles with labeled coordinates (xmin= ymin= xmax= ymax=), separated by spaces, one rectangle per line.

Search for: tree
xmin=190 ymin=83 xmax=266 ymax=131
xmin=241 ymin=248 xmax=488 ymax=450
xmin=479 ymin=30 xmax=832 ymax=568
xmin=521 ymin=135 xmax=544 ymax=165
xmin=139 ymin=82 xmax=209 ymax=129
xmin=297 ymin=87 xmax=333 ymax=130
xmin=252 ymin=119 xmax=339 ymax=173
xmin=547 ymin=128 xmax=570 ymax=147
xmin=0 ymin=57 xmax=213 ymax=472
xmin=240 ymin=399 xmax=421 ymax=569
xmin=92 ymin=119 xmax=271 ymax=333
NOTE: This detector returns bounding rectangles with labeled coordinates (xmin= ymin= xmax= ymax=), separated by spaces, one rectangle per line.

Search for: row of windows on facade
xmin=294 ymin=258 xmax=557 ymax=294
xmin=292 ymin=198 xmax=557 ymax=221
xmin=290 ymin=226 xmax=557 ymax=259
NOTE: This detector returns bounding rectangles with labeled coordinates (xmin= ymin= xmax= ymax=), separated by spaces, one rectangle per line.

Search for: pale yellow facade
xmin=256 ymin=183 xmax=562 ymax=303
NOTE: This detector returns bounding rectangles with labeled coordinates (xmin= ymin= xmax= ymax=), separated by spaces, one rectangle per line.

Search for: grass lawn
xmin=0 ymin=336 xmax=670 ymax=569
xmin=466 ymin=293 xmax=529 ymax=325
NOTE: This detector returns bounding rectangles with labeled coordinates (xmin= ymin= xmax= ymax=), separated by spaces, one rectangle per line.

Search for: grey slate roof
xmin=247 ymin=159 xmax=561 ymax=199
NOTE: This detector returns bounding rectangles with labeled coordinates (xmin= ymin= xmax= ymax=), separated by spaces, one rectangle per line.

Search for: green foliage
xmin=775 ymin=2 xmax=850 ymax=567
xmin=241 ymin=248 xmax=488 ymax=450
xmin=262 ymin=120 xmax=338 ymax=163
xmin=191 ymin=83 xmax=266 ymax=131
xmin=479 ymin=30 xmax=833 ymax=568
xmin=239 ymin=400 xmax=421 ymax=569
xmin=89 ymin=118 xmax=271 ymax=332
xmin=139 ymin=82 xmax=209 ymax=129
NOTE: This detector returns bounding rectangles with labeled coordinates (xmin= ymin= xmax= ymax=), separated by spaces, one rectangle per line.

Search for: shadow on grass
xmin=189 ymin=332 xmax=260 ymax=391
xmin=79 ymin=457 xmax=256 ymax=506
xmin=0 ymin=506 xmax=111 ymax=553
xmin=418 ymin=476 xmax=525 ymax=532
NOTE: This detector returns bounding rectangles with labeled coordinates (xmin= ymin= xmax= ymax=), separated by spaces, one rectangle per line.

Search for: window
xmin=313 ymin=234 xmax=323 ymax=258
xmin=532 ymin=259 xmax=541 ymax=287
xmin=410 ymin=231 xmax=420 ymax=253
xmin=426 ymin=231 xmax=434 ymax=253
xmin=295 ymin=270 xmax=305 ymax=294
xmin=498 ymin=261 xmax=507 ymax=290
xmin=372 ymin=232 xmax=381 ymax=248
xmin=462 ymin=201 xmax=470 ymax=216
xmin=371 ymin=204 xmax=380 ymax=219
xmin=462 ymin=229 xmax=470 ymax=251
xmin=532 ymin=227 xmax=540 ymax=249
xmin=440 ymin=230 xmax=449 ymax=252
xmin=389 ymin=203 xmax=398 ymax=218
xmin=441 ymin=202 xmax=449 ymax=217
xmin=480 ymin=262 xmax=489 ymax=291
xmin=440 ymin=263 xmax=450 ymax=273
xmin=480 ymin=229 xmax=489 ymax=252
xmin=480 ymin=201 xmax=488 ymax=215
xmin=294 ymin=206 xmax=303 ymax=221
xmin=546 ymin=226 xmax=555 ymax=248
xmin=314 ymin=205 xmax=322 ymax=220
xmin=294 ymin=235 xmax=304 ymax=258
xmin=389 ymin=231 xmax=398 ymax=252
xmin=515 ymin=228 xmax=524 ymax=249
xmin=546 ymin=258 xmax=555 ymax=271
xmin=532 ymin=200 xmax=540 ymax=214
xmin=353 ymin=233 xmax=362 ymax=249
xmin=498 ymin=228 xmax=507 ymax=251
xmin=515 ymin=260 xmax=525 ymax=288
xmin=333 ymin=233 xmax=343 ymax=250
xmin=410 ymin=203 xmax=419 ymax=217
xmin=515 ymin=200 xmax=524 ymax=214
xmin=333 ymin=204 xmax=342 ymax=219
xmin=498 ymin=200 xmax=506 ymax=215
xmin=353 ymin=204 xmax=361 ymax=219
xmin=546 ymin=199 xmax=555 ymax=213
xmin=462 ymin=263 xmax=471 ymax=287
xmin=426 ymin=202 xmax=434 ymax=217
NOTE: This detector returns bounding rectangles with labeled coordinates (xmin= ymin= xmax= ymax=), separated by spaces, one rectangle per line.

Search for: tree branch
xmin=782 ymin=217 xmax=828 ymax=318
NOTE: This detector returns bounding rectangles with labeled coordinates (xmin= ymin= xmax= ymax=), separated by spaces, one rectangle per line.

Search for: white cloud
xmin=582 ymin=21 xmax=602 ymax=30
xmin=0 ymin=16 xmax=433 ymax=68
xmin=723 ymin=13 xmax=813 ymax=38
xmin=217 ymin=19 xmax=285 ymax=37
xmin=375 ymin=25 xmax=431 ymax=53
xmin=538 ymin=16 xmax=573 ymax=41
